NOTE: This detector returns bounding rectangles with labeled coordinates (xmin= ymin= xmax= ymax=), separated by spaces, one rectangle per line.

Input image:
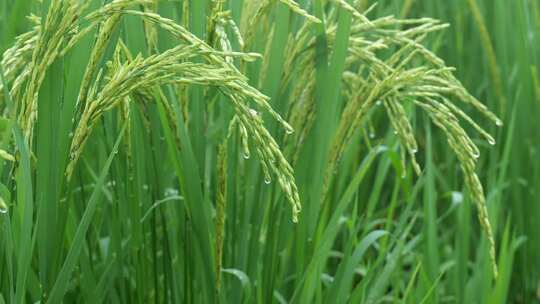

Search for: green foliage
xmin=0 ymin=0 xmax=539 ymax=303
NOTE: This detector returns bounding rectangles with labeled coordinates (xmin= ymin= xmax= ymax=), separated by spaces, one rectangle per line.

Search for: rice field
xmin=0 ymin=0 xmax=539 ymax=303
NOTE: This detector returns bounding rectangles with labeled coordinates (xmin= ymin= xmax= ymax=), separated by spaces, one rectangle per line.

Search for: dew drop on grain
xmin=0 ymin=198 xmax=8 ymax=214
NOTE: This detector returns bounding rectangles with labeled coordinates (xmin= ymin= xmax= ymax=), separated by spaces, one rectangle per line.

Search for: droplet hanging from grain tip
xmin=0 ymin=197 xmax=8 ymax=214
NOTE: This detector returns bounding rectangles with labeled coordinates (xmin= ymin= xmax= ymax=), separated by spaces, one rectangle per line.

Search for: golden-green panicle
xmin=278 ymin=0 xmax=321 ymax=23
xmin=229 ymin=96 xmax=301 ymax=221
xmin=215 ymin=142 xmax=228 ymax=294
xmin=67 ymin=45 xmax=208 ymax=178
xmin=414 ymin=98 xmax=498 ymax=278
xmin=76 ymin=0 xmax=137 ymax=122
xmin=67 ymin=9 xmax=302 ymax=222
xmin=241 ymin=0 xmax=319 ymax=52
xmin=312 ymin=13 xmax=500 ymax=277
xmin=111 ymin=41 xmax=134 ymax=168
xmin=0 ymin=16 xmax=39 ymax=104
xmin=101 ymin=10 xmax=293 ymax=134
xmin=331 ymin=0 xmax=373 ymax=26
xmin=20 ymin=0 xmax=87 ymax=140
xmin=214 ymin=14 xmax=236 ymax=64
xmin=241 ymin=0 xmax=272 ymax=51
xmin=382 ymin=98 xmax=421 ymax=175
xmin=207 ymin=0 xmax=225 ymax=46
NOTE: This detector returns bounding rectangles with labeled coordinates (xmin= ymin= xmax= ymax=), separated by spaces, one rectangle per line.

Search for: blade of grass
xmin=46 ymin=122 xmax=127 ymax=303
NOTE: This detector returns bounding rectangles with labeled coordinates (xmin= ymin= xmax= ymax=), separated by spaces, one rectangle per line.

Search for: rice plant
xmin=0 ymin=0 xmax=538 ymax=303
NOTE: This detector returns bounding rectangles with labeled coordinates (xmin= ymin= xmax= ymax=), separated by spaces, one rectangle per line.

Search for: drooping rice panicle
xmin=278 ymin=13 xmax=502 ymax=276
xmin=19 ymin=0 xmax=89 ymax=139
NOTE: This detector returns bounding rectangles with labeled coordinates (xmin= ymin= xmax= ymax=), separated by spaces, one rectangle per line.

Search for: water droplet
xmin=113 ymin=149 xmax=119 ymax=154
xmin=495 ymin=119 xmax=503 ymax=127
xmin=376 ymin=100 xmax=382 ymax=106
xmin=0 ymin=198 xmax=8 ymax=214
xmin=68 ymin=132 xmax=74 ymax=138
xmin=264 ymin=177 xmax=271 ymax=184
xmin=249 ymin=109 xmax=258 ymax=116
xmin=488 ymin=137 xmax=496 ymax=145
xmin=411 ymin=148 xmax=418 ymax=154
xmin=243 ymin=152 xmax=250 ymax=159
xmin=393 ymin=130 xmax=398 ymax=135
xmin=451 ymin=191 xmax=463 ymax=205
xmin=285 ymin=128 xmax=294 ymax=135
xmin=369 ymin=132 xmax=375 ymax=139
xmin=472 ymin=151 xmax=480 ymax=159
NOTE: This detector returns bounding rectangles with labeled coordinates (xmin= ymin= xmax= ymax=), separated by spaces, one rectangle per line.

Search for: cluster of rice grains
xmin=279 ymin=4 xmax=501 ymax=276
xmin=0 ymin=0 xmax=500 ymax=278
